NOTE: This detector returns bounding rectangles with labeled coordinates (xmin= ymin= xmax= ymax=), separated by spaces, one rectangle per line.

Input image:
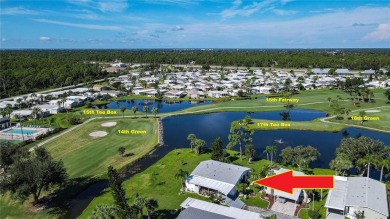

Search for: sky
xmin=0 ymin=0 xmax=390 ymax=49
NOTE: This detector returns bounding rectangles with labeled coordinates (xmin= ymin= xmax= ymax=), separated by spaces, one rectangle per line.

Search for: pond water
xmin=96 ymin=99 xmax=214 ymax=113
xmin=162 ymin=112 xmax=390 ymax=169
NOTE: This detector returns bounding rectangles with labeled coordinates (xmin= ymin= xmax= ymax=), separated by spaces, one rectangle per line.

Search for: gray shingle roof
xmin=177 ymin=207 xmax=234 ymax=219
xmin=189 ymin=160 xmax=250 ymax=185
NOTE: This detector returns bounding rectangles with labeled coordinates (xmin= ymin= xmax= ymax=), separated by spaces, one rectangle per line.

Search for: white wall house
xmin=325 ymin=176 xmax=389 ymax=219
xmin=185 ymin=160 xmax=250 ymax=199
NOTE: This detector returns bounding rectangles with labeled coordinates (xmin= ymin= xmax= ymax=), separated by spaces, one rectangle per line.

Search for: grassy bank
xmin=79 ymin=148 xmax=335 ymax=219
xmin=248 ymin=119 xmax=346 ymax=132
xmin=159 ymin=88 xmax=387 ymax=116
xmin=44 ymin=118 xmax=158 ymax=178
xmin=328 ymin=106 xmax=390 ymax=132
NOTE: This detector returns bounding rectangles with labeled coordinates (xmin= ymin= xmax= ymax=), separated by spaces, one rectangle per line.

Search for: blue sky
xmin=0 ymin=0 xmax=389 ymax=48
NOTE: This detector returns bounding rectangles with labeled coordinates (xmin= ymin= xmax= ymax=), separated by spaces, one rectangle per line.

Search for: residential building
xmin=325 ymin=176 xmax=389 ymax=219
xmin=0 ymin=118 xmax=11 ymax=130
xmin=185 ymin=160 xmax=249 ymax=202
xmin=178 ymin=197 xmax=263 ymax=219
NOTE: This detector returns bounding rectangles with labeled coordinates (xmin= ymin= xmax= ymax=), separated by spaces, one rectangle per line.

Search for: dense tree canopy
xmin=0 ymin=147 xmax=67 ymax=204
xmin=1 ymin=49 xmax=389 ymax=98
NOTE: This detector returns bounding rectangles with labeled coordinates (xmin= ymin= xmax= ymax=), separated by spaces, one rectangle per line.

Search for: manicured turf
xmin=163 ymin=88 xmax=388 ymax=116
xmin=44 ymin=118 xmax=158 ymax=178
xmin=79 ymin=149 xmax=335 ymax=219
xmin=0 ymin=193 xmax=55 ymax=219
xmin=329 ymin=106 xmax=390 ymax=131
xmin=248 ymin=119 xmax=346 ymax=132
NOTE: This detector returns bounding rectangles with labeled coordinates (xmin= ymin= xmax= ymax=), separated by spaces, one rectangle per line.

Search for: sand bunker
xmin=101 ymin=122 xmax=117 ymax=127
xmin=365 ymin=110 xmax=381 ymax=113
xmin=89 ymin=131 xmax=108 ymax=137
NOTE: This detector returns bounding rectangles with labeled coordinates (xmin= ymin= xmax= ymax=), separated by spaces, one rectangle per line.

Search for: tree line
xmin=2 ymin=49 xmax=390 ymax=98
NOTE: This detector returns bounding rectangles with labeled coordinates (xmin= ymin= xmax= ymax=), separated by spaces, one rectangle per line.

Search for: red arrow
xmin=253 ymin=170 xmax=334 ymax=194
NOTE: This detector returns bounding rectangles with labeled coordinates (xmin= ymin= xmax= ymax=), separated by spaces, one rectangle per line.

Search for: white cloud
xmin=172 ymin=25 xmax=184 ymax=31
xmin=40 ymin=36 xmax=51 ymax=41
xmin=219 ymin=0 xmax=295 ymax=19
xmin=220 ymin=0 xmax=276 ymax=19
xmin=67 ymin=0 xmax=128 ymax=13
xmin=33 ymin=19 xmax=122 ymax=30
xmin=272 ymin=9 xmax=297 ymax=15
xmin=1 ymin=7 xmax=39 ymax=15
xmin=364 ymin=23 xmax=390 ymax=41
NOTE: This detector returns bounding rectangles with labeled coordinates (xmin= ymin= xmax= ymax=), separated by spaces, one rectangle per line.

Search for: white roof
xmin=187 ymin=175 xmax=235 ymax=195
xmin=272 ymin=168 xmax=305 ymax=201
xmin=180 ymin=198 xmax=262 ymax=219
xmin=325 ymin=176 xmax=348 ymax=210
xmin=325 ymin=176 xmax=389 ymax=217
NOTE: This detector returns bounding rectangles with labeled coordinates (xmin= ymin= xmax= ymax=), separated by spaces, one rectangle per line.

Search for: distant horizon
xmin=1 ymin=0 xmax=389 ymax=49
xmin=1 ymin=47 xmax=390 ymax=51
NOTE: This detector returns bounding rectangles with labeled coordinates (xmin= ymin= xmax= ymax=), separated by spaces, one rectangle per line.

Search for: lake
xmin=162 ymin=112 xmax=390 ymax=169
xmin=96 ymin=99 xmax=214 ymax=113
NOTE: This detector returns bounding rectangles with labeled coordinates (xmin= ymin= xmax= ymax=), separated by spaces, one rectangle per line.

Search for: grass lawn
xmin=298 ymin=189 xmax=329 ymax=219
xmin=79 ymin=149 xmax=336 ymax=219
xmin=44 ymin=117 xmax=158 ymax=178
xmin=0 ymin=193 xmax=55 ymax=219
xmin=328 ymin=106 xmax=390 ymax=131
xmin=158 ymin=88 xmax=388 ymax=116
xmin=248 ymin=119 xmax=346 ymax=132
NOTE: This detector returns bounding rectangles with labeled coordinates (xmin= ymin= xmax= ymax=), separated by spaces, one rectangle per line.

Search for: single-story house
xmin=311 ymin=68 xmax=330 ymax=75
xmin=207 ymin=91 xmax=229 ymax=98
xmin=265 ymin=168 xmax=306 ymax=205
xmin=185 ymin=160 xmax=250 ymax=198
xmin=259 ymin=86 xmax=274 ymax=94
xmin=0 ymin=118 xmax=11 ymax=130
xmin=99 ymin=90 xmax=126 ymax=97
xmin=325 ymin=176 xmax=389 ymax=219
xmin=336 ymin=69 xmax=350 ymax=75
xmin=362 ymin=69 xmax=375 ymax=75
xmin=0 ymin=101 xmax=20 ymax=109
xmin=187 ymin=89 xmax=205 ymax=99
xmin=34 ymin=104 xmax=65 ymax=114
xmin=93 ymin=85 xmax=111 ymax=92
xmin=178 ymin=197 xmax=263 ymax=219
xmin=165 ymin=90 xmax=186 ymax=98
xmin=11 ymin=109 xmax=49 ymax=120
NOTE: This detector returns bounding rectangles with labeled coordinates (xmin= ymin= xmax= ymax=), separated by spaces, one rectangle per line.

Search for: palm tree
xmin=131 ymin=106 xmax=138 ymax=118
xmin=144 ymin=198 xmax=159 ymax=219
xmin=357 ymin=154 xmax=379 ymax=178
xmin=4 ymin=104 xmax=13 ymax=119
xmin=143 ymin=105 xmax=149 ymax=117
xmin=31 ymin=107 xmax=42 ymax=124
xmin=120 ymin=106 xmax=126 ymax=118
xmin=61 ymin=96 xmax=67 ymax=108
xmin=379 ymin=159 xmax=390 ymax=182
xmin=187 ymin=133 xmax=196 ymax=152
xmin=269 ymin=145 xmax=277 ymax=165
xmin=151 ymin=107 xmax=158 ymax=118
xmin=358 ymin=111 xmax=366 ymax=124
xmin=175 ymin=169 xmax=189 ymax=191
